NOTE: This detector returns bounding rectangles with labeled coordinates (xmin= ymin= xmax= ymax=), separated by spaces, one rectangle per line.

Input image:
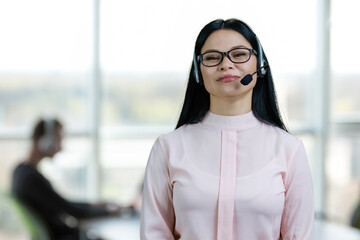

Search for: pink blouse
xmin=140 ymin=111 xmax=314 ymax=240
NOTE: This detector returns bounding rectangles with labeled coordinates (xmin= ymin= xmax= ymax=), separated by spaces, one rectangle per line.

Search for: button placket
xmin=217 ymin=130 xmax=237 ymax=240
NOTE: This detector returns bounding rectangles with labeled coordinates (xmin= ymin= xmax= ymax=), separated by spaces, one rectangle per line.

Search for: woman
xmin=140 ymin=18 xmax=314 ymax=240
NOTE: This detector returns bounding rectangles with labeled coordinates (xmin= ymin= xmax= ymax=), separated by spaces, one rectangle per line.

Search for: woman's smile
xmin=217 ymin=74 xmax=240 ymax=83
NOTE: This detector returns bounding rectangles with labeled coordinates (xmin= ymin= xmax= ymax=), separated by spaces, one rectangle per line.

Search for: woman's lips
xmin=218 ymin=75 xmax=240 ymax=83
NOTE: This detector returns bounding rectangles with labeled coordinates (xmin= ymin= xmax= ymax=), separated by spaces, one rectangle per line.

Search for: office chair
xmin=351 ymin=203 xmax=360 ymax=229
xmin=5 ymin=191 xmax=53 ymax=240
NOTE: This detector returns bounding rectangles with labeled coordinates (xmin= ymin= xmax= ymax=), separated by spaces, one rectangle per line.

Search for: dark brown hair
xmin=31 ymin=118 xmax=63 ymax=142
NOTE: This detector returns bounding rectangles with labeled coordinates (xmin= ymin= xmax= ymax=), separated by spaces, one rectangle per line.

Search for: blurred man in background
xmin=11 ymin=118 xmax=123 ymax=240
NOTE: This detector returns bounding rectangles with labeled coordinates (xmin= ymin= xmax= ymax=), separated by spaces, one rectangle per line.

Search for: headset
xmin=193 ymin=52 xmax=201 ymax=84
xmin=193 ymin=35 xmax=267 ymax=84
xmin=38 ymin=118 xmax=57 ymax=154
xmin=255 ymin=35 xmax=267 ymax=78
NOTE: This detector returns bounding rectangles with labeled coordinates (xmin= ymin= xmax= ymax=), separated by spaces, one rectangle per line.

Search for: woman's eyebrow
xmin=231 ymin=45 xmax=248 ymax=49
xmin=202 ymin=45 xmax=250 ymax=54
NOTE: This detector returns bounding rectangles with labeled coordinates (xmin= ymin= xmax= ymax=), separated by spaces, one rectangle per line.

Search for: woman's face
xmin=200 ymin=29 xmax=258 ymax=103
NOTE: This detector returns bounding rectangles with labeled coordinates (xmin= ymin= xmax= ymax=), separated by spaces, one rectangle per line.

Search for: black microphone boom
xmin=240 ymin=74 xmax=253 ymax=85
xmin=240 ymin=64 xmax=268 ymax=86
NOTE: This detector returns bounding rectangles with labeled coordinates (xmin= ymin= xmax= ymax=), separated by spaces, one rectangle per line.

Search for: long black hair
xmin=175 ymin=18 xmax=287 ymax=132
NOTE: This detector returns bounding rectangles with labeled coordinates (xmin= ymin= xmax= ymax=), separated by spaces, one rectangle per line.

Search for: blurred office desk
xmin=315 ymin=219 xmax=360 ymax=240
xmin=82 ymin=216 xmax=360 ymax=240
xmin=80 ymin=214 xmax=140 ymax=240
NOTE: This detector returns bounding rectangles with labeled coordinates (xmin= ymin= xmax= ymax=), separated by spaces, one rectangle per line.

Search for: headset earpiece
xmin=193 ymin=52 xmax=201 ymax=84
xmin=255 ymin=36 xmax=267 ymax=78
xmin=38 ymin=119 xmax=56 ymax=154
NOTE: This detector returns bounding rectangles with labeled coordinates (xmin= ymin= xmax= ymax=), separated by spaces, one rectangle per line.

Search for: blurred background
xmin=0 ymin=0 xmax=359 ymax=239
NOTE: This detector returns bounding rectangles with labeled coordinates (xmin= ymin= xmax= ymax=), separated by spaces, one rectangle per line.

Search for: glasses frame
xmin=198 ymin=47 xmax=257 ymax=67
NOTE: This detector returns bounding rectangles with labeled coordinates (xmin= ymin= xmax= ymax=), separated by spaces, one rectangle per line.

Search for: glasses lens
xmin=201 ymin=52 xmax=222 ymax=67
xmin=229 ymin=48 xmax=251 ymax=63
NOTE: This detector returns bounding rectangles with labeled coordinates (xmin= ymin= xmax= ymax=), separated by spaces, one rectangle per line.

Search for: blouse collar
xmin=201 ymin=111 xmax=261 ymax=131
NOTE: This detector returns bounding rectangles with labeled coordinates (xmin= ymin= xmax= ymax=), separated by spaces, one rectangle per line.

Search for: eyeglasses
xmin=198 ymin=48 xmax=257 ymax=67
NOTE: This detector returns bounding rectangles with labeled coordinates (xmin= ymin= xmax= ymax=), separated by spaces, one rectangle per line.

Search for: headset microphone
xmin=240 ymin=64 xmax=268 ymax=86
xmin=240 ymin=35 xmax=268 ymax=85
xmin=240 ymin=74 xmax=253 ymax=86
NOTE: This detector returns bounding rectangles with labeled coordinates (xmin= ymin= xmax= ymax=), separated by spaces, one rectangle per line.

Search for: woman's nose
xmin=219 ymin=55 xmax=234 ymax=70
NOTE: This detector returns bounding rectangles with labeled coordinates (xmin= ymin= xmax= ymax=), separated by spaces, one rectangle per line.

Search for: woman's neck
xmin=209 ymin=95 xmax=252 ymax=116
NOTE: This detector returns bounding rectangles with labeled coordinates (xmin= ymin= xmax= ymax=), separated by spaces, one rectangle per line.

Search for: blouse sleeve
xmin=140 ymin=137 xmax=176 ymax=240
xmin=281 ymin=140 xmax=314 ymax=239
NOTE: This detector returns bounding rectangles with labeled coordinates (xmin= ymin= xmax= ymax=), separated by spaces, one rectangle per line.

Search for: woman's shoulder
xmin=160 ymin=123 xmax=196 ymax=139
xmin=155 ymin=123 xmax=197 ymax=149
xmin=262 ymin=124 xmax=307 ymax=167
xmin=263 ymin=123 xmax=302 ymax=147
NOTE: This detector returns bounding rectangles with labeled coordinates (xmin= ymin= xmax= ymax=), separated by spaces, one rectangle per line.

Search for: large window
xmin=0 ymin=0 xmax=359 ymax=234
xmin=0 ymin=0 xmax=94 ymax=201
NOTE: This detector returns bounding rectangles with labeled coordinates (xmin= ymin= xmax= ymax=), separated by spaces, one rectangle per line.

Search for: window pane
xmin=0 ymin=1 xmax=92 ymax=72
xmin=326 ymin=135 xmax=360 ymax=224
xmin=0 ymin=0 xmax=93 ymax=132
xmin=0 ymin=1 xmax=94 ymax=200
xmin=0 ymin=73 xmax=93 ymax=133
xmin=331 ymin=0 xmax=360 ymax=120
xmin=100 ymin=139 xmax=154 ymax=204
xmin=102 ymin=72 xmax=185 ymax=127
